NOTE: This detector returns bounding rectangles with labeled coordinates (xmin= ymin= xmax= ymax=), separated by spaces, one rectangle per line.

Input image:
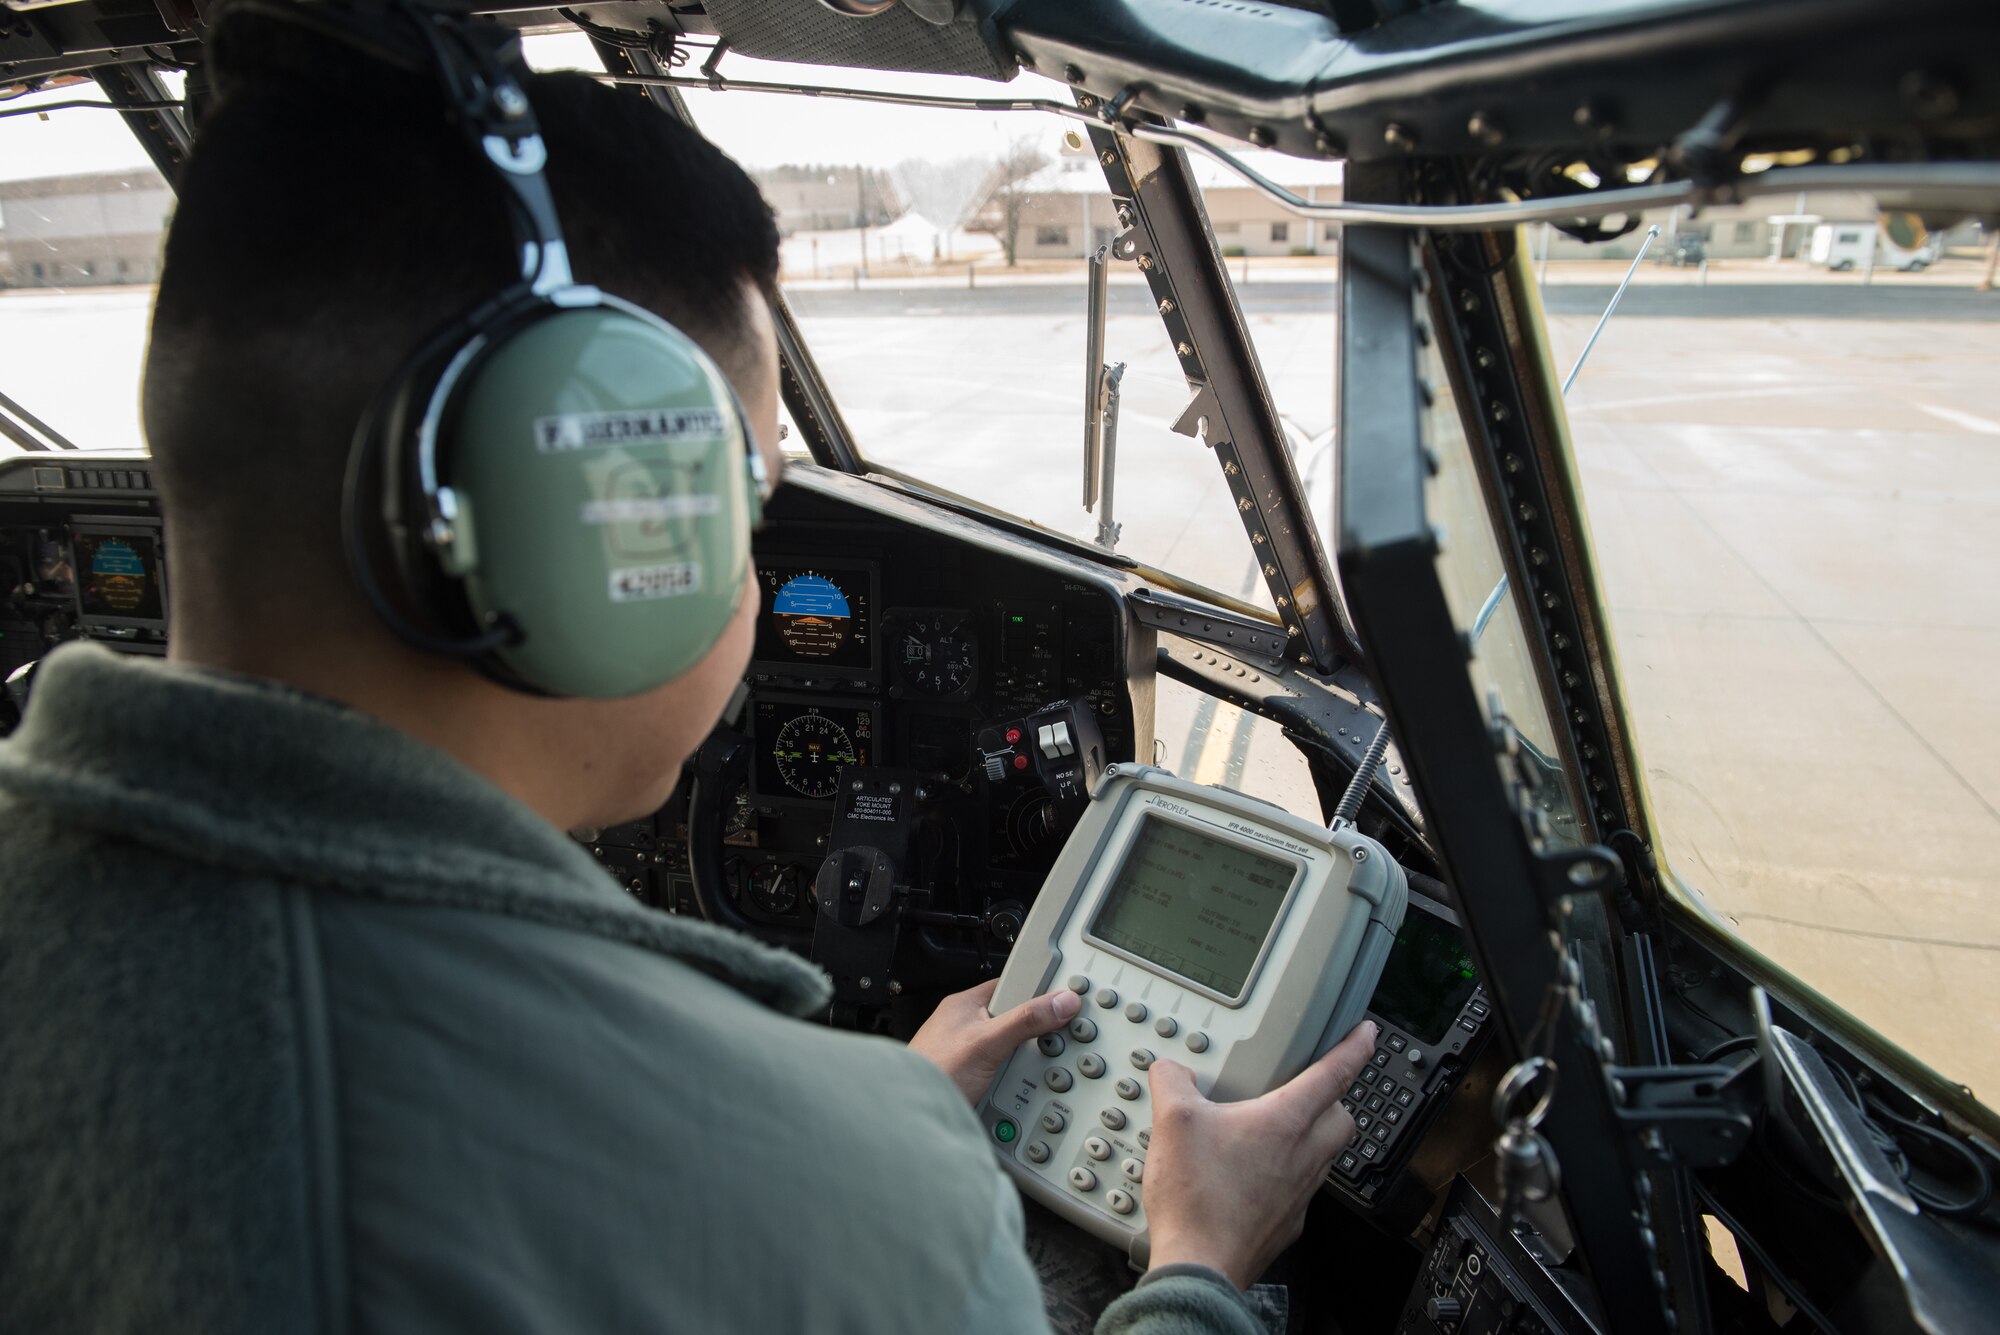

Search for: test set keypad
xmin=1003 ymin=970 xmax=1220 ymax=1229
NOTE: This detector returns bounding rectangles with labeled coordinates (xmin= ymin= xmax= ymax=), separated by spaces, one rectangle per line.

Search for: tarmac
xmin=4 ymin=255 xmax=1996 ymax=1102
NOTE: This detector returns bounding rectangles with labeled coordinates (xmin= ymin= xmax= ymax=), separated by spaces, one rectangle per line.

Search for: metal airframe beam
xmin=1335 ymin=223 xmax=1676 ymax=1335
xmin=1085 ymin=117 xmax=1352 ymax=675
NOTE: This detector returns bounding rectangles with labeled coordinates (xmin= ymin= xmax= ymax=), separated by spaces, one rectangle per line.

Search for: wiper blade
xmin=0 ymin=389 xmax=80 ymax=452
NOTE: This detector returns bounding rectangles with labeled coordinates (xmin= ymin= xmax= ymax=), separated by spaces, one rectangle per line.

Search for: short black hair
xmin=144 ymin=15 xmax=780 ymax=625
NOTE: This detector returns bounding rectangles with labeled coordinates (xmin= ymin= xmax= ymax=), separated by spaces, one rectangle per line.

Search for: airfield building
xmin=0 ymin=169 xmax=173 ymax=289
xmin=994 ymin=151 xmax=1346 ymax=259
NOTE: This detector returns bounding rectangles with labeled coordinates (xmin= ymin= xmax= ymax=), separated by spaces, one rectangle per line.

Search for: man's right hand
xmin=1139 ymin=1020 xmax=1378 ymax=1290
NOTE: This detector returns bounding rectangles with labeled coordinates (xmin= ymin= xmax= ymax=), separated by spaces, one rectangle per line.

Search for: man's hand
xmin=1141 ymin=1020 xmax=1378 ymax=1290
xmin=910 ymin=979 xmax=1083 ymax=1106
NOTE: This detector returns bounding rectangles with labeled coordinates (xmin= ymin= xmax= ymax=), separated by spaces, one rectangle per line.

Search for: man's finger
xmin=1146 ymin=1057 xmax=1201 ymax=1107
xmin=1267 ymin=1020 xmax=1378 ymax=1121
xmin=986 ymin=987 xmax=1082 ymax=1048
xmin=963 ymin=978 xmax=1002 ymax=1013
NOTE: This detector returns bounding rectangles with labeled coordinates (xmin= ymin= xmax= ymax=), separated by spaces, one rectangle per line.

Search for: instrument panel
xmin=1 ymin=462 xmax=170 ymax=716
xmin=714 ymin=484 xmax=1144 ymax=934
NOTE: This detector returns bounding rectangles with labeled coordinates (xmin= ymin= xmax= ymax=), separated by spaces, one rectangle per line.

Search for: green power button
xmin=994 ymin=1118 xmax=1018 ymax=1144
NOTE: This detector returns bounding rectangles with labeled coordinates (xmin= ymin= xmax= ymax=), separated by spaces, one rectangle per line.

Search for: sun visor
xmin=700 ymin=0 xmax=1016 ymax=81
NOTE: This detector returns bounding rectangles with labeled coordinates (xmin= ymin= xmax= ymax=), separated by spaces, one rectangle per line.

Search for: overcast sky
xmin=0 ymin=31 xmax=1075 ymax=184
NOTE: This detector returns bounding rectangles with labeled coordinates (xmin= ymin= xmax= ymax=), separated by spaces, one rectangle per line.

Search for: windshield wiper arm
xmin=0 ymin=389 xmax=80 ymax=452
xmin=1081 ymin=245 xmax=1126 ymax=550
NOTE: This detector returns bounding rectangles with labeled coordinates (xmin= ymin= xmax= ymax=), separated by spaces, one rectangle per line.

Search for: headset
xmin=260 ymin=0 xmax=777 ymax=698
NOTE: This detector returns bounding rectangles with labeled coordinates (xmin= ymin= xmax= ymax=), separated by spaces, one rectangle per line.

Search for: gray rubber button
xmin=1069 ymin=1017 xmax=1098 ymax=1043
xmin=1095 ymin=987 xmax=1119 ymax=1009
xmin=1066 ymin=975 xmax=1091 ymax=994
xmin=1045 ymin=1067 xmax=1073 ymax=1092
xmin=1078 ymin=1053 xmax=1107 ymax=1079
xmin=1122 ymin=1157 xmax=1144 ymax=1182
xmin=1115 ymin=1077 xmax=1142 ymax=1100
xmin=1138 ymin=1129 xmax=1151 ymax=1150
xmin=1069 ymin=1166 xmax=1098 ymax=1192
xmin=1041 ymin=1109 xmax=1067 ymax=1133
xmin=1084 ymin=1136 xmax=1112 ymax=1161
xmin=1154 ymin=1016 xmax=1179 ymax=1038
xmin=1129 ymin=1048 xmax=1154 ymax=1070
xmin=1186 ymin=1030 xmax=1210 ymax=1053
xmin=1125 ymin=1001 xmax=1148 ymax=1022
xmin=1037 ymin=1033 xmax=1066 ymax=1057
xmin=1100 ymin=1107 xmax=1128 ymax=1130
xmin=1107 ymin=1188 xmax=1136 ymax=1215
xmin=1025 ymin=1140 xmax=1051 ymax=1164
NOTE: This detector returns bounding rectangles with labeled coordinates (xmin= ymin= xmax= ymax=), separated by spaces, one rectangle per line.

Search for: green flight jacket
xmin=0 ymin=644 xmax=1264 ymax=1335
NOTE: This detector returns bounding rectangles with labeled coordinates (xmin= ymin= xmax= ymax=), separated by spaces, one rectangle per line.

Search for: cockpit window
xmin=580 ymin=42 xmax=1337 ymax=618
xmin=1550 ymin=203 xmax=1999 ymax=1104
xmin=0 ymin=84 xmax=173 ymax=455
xmin=1420 ymin=314 xmax=1588 ymax=851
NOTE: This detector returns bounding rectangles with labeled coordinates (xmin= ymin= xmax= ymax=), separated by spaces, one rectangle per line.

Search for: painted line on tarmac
xmin=1191 ymin=701 xmax=1248 ymax=788
xmin=1731 ymin=910 xmax=2000 ymax=953
xmin=1914 ymin=402 xmax=2000 ymax=435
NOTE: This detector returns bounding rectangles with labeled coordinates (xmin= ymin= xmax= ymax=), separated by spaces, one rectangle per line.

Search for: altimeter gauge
xmin=893 ymin=610 xmax=977 ymax=697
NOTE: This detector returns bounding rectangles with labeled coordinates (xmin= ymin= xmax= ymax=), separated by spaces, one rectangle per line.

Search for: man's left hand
xmin=910 ymin=979 xmax=1084 ymax=1106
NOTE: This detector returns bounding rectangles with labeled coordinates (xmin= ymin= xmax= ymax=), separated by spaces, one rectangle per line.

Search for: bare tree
xmin=983 ymin=136 xmax=1050 ymax=267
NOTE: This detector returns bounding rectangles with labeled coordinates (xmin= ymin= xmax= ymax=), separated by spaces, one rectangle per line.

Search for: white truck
xmin=1810 ymin=215 xmax=1942 ymax=271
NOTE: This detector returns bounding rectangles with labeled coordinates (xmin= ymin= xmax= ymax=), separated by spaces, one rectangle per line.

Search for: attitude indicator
xmin=771 ymin=571 xmax=853 ymax=659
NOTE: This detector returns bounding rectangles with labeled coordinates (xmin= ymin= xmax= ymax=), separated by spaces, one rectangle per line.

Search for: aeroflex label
xmin=609 ymin=561 xmax=701 ymax=602
xmin=535 ymin=409 xmax=729 ymax=452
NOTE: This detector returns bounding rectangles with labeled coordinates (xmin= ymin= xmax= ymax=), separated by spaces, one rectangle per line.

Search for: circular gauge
xmin=1004 ymin=789 xmax=1059 ymax=860
xmin=771 ymin=572 xmax=853 ymax=659
xmin=750 ymin=864 xmax=801 ymax=916
xmin=905 ymin=713 xmax=973 ymax=783
xmin=896 ymin=612 xmax=977 ymax=696
xmin=772 ymin=712 xmax=857 ymax=799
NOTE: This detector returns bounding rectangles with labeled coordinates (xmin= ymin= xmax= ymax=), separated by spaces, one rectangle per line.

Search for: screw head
xmin=494 ymin=83 xmax=530 ymax=120
xmin=1467 ymin=111 xmax=1505 ymax=146
xmin=1248 ymin=125 xmax=1275 ymax=148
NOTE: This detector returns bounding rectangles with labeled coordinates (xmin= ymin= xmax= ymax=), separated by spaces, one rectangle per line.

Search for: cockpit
xmin=4 ymin=1 xmax=2000 ymax=1332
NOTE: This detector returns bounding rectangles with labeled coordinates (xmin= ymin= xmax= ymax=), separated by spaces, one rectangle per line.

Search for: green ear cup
xmin=446 ymin=304 xmax=752 ymax=698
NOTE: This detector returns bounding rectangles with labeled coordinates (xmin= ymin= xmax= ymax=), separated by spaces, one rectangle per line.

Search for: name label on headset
xmin=609 ymin=561 xmax=702 ymax=603
xmin=580 ymin=496 xmax=722 ymax=524
xmin=535 ymin=409 xmax=730 ymax=453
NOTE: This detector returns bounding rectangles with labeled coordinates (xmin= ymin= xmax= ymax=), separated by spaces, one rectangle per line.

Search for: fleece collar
xmin=0 ymin=643 xmax=830 ymax=1017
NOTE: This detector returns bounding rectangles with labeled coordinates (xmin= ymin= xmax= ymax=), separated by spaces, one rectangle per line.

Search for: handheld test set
xmin=979 ymin=763 xmax=1408 ymax=1260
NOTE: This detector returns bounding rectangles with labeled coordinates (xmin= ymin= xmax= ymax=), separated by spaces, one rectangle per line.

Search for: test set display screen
xmin=72 ymin=528 xmax=164 ymax=626
xmin=1087 ymin=816 xmax=1296 ymax=998
xmin=1368 ymin=915 xmax=1478 ymax=1046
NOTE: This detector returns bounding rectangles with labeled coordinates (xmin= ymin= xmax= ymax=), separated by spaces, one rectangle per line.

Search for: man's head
xmin=146 ymin=14 xmax=784 ymax=824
